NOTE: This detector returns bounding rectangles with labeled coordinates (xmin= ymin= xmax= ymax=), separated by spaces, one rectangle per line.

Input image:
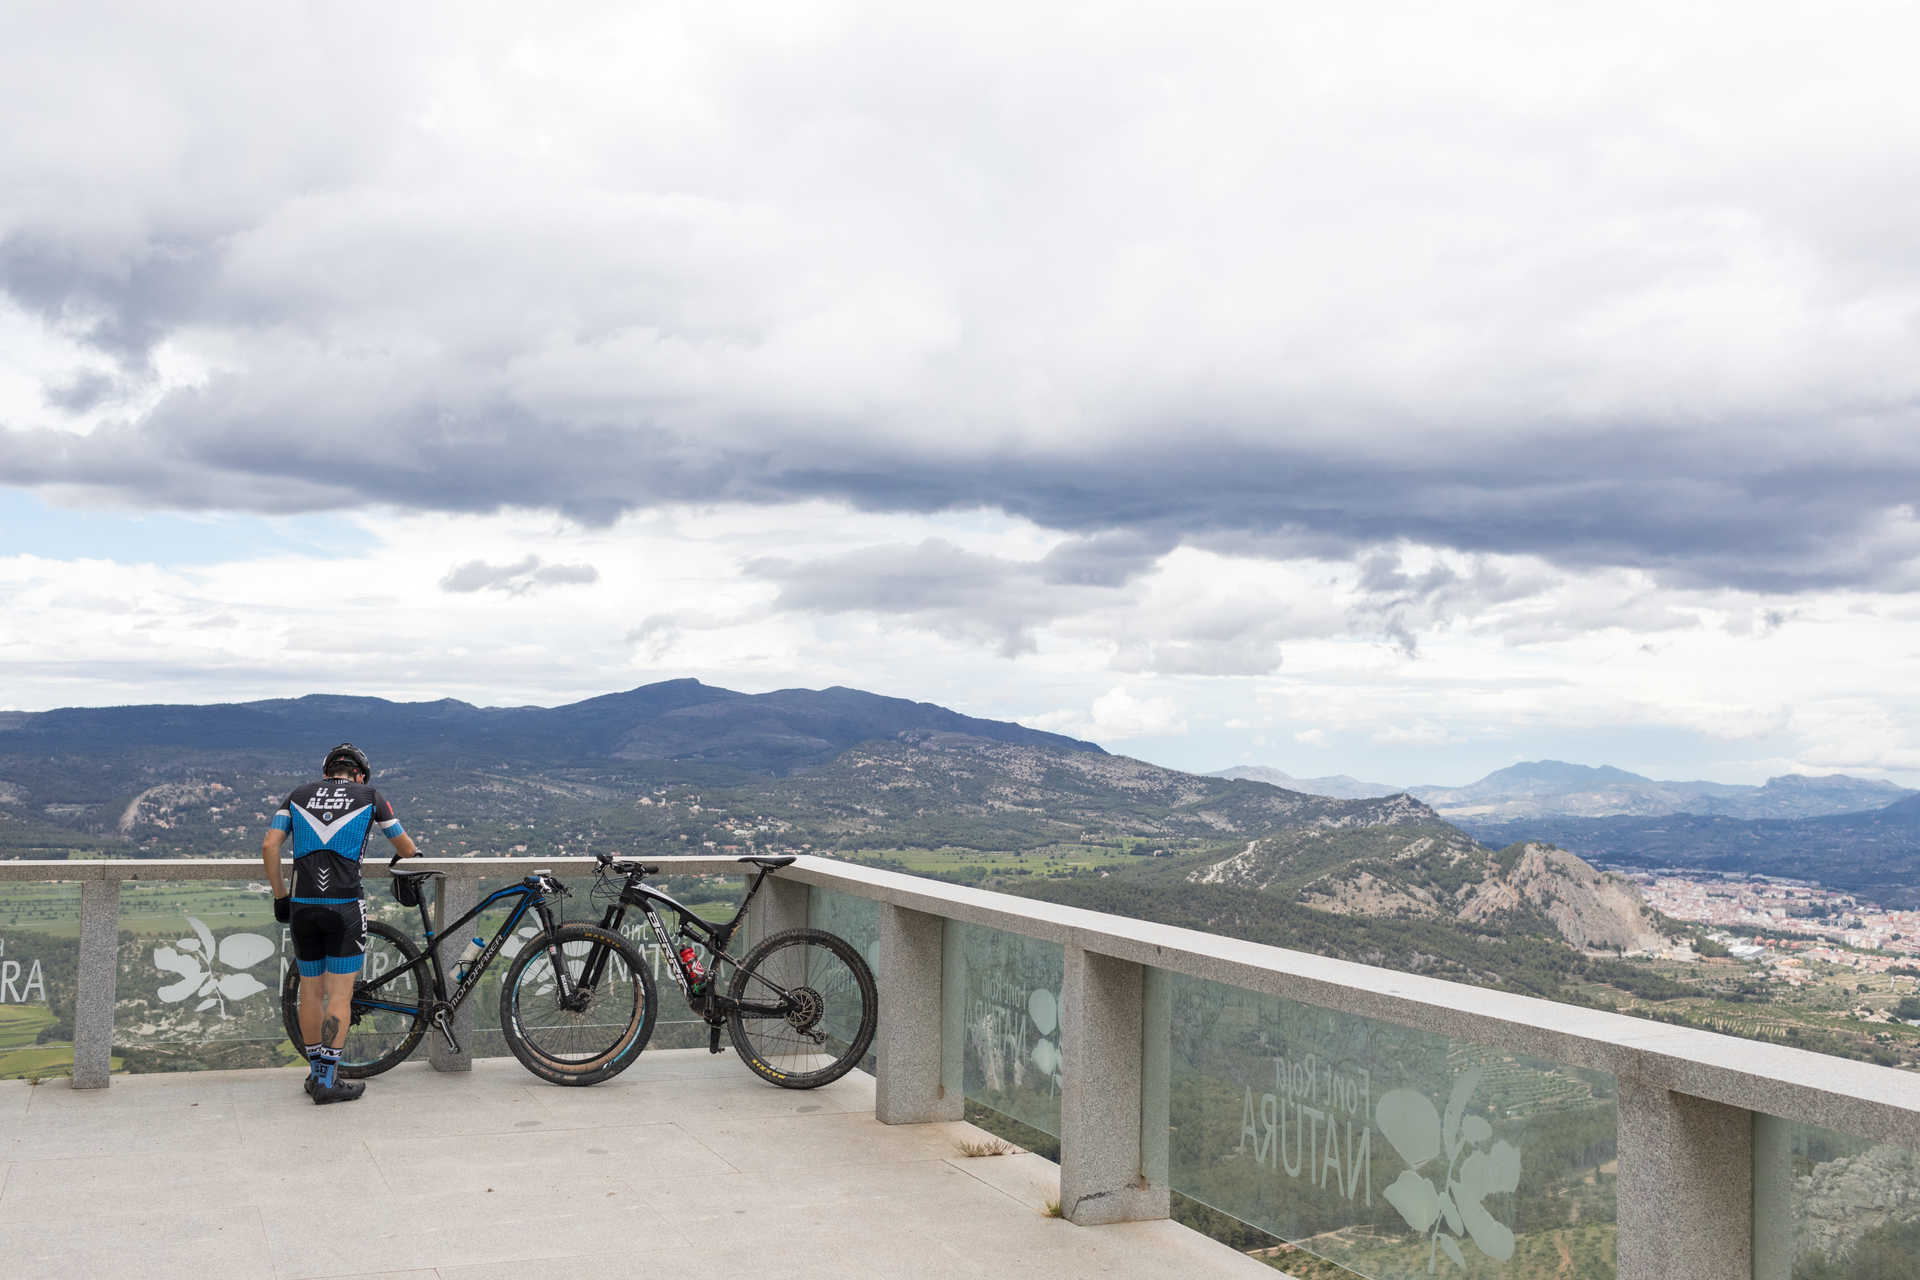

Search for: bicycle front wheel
xmin=727 ymin=928 xmax=877 ymax=1089
xmin=279 ymin=920 xmax=428 ymax=1079
xmin=499 ymin=923 xmax=657 ymax=1086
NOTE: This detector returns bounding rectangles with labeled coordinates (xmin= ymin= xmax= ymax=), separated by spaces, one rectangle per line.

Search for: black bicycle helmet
xmin=322 ymin=742 xmax=372 ymax=780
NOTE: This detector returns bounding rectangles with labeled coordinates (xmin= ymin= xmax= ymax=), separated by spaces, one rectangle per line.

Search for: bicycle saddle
xmin=740 ymin=855 xmax=796 ymax=869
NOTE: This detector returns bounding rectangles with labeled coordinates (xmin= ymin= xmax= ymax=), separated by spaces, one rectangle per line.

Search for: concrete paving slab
xmin=361 ymin=1120 xmax=734 ymax=1197
xmin=438 ymin=1255 xmax=681 ymax=1280
xmin=230 ymin=1063 xmax=555 ymax=1142
xmin=5 ymin=1059 xmax=1274 ymax=1280
xmin=265 ymin=1184 xmax=694 ymax=1279
xmin=945 ymin=1147 xmax=1063 ymax=1210
xmin=0 ymin=1136 xmax=392 ymax=1222
xmin=692 ymin=1191 xmax=1097 ymax=1280
xmin=0 ymin=1201 xmax=277 ymax=1280
xmin=9 ymin=1074 xmax=243 ymax=1158
xmin=674 ymin=1108 xmax=979 ymax=1172
xmin=659 ymin=1149 xmax=999 ymax=1224
xmin=1103 ymin=1220 xmax=1298 ymax=1278
xmin=521 ymin=1058 xmax=874 ymax=1123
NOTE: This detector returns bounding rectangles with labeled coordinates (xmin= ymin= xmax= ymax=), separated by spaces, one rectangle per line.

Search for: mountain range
xmin=1213 ymin=759 xmax=1915 ymax=821
xmin=6 ymin=680 xmax=1913 ymax=1070
xmin=1458 ymin=797 xmax=1920 ymax=909
xmin=0 ymin=680 xmax=1668 ymax=954
xmin=0 ymin=679 xmax=1101 ymax=779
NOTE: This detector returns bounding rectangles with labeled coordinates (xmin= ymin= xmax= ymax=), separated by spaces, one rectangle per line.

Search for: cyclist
xmin=260 ymin=742 xmax=418 ymax=1104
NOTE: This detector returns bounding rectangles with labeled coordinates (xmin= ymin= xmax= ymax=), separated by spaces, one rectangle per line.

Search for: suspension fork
xmin=529 ymin=895 xmax=582 ymax=1003
xmin=584 ymin=900 xmax=631 ymax=988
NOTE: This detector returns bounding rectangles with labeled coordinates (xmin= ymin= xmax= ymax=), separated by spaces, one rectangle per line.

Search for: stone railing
xmin=4 ymin=853 xmax=1917 ymax=1280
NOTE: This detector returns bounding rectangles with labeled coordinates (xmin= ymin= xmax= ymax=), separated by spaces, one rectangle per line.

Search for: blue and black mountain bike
xmin=278 ymin=867 xmax=656 ymax=1086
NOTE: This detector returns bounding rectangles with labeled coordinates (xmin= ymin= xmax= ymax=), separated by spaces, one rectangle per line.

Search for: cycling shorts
xmin=289 ymin=899 xmax=367 ymax=977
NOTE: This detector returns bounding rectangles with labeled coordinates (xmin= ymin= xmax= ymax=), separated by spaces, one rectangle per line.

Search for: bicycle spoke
xmin=500 ymin=924 xmax=656 ymax=1084
xmin=727 ymin=930 xmax=877 ymax=1088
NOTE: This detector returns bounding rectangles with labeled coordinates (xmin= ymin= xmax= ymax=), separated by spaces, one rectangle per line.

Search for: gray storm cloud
xmin=6 ymin=3 xmax=1920 ymax=595
xmin=747 ymin=535 xmax=1293 ymax=673
xmin=439 ymin=556 xmax=599 ymax=595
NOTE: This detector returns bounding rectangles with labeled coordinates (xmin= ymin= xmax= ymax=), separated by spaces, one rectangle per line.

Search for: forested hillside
xmin=6 ymin=682 xmax=1916 ymax=1073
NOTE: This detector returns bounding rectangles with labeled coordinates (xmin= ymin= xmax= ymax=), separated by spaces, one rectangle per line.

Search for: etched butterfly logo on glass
xmin=1377 ymin=1066 xmax=1522 ymax=1272
xmin=153 ymin=916 xmax=275 ymax=1016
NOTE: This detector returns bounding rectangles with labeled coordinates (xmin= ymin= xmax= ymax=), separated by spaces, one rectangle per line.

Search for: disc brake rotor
xmin=786 ymin=986 xmax=825 ymax=1034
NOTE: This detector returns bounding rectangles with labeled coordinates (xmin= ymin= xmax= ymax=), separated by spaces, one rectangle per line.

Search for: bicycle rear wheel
xmin=279 ymin=920 xmax=428 ymax=1078
xmin=499 ymin=923 xmax=657 ymax=1086
xmin=726 ymin=928 xmax=877 ymax=1089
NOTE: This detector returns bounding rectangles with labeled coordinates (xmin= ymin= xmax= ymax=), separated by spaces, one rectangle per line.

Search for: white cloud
xmin=439 ymin=555 xmax=599 ymax=595
xmin=1089 ymin=688 xmax=1187 ymax=741
xmin=6 ymin=5 xmax=1920 ymax=787
xmin=6 ymin=4 xmax=1920 ymax=596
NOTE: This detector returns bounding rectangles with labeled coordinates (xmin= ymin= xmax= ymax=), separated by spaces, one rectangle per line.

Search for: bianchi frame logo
xmin=1377 ymin=1066 xmax=1522 ymax=1272
xmin=153 ymin=916 xmax=275 ymax=1016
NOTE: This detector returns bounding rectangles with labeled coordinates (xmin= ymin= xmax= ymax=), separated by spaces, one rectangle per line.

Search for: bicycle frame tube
xmin=592 ymin=865 xmax=781 ymax=1010
xmin=359 ymin=879 xmax=567 ymax=1016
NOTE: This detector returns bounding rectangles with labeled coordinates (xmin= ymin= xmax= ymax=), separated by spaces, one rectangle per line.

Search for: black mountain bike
xmin=589 ymin=852 xmax=878 ymax=1089
xmin=278 ymin=867 xmax=656 ymax=1086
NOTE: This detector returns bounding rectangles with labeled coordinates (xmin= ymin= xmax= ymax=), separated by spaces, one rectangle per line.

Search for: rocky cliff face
xmin=1190 ymin=826 xmax=1668 ymax=953
xmin=1795 ymin=1142 xmax=1920 ymax=1266
xmin=1458 ymin=844 xmax=1666 ymax=951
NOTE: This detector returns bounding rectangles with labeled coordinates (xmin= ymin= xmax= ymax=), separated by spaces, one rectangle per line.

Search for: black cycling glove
xmin=273 ymin=895 xmax=291 ymax=924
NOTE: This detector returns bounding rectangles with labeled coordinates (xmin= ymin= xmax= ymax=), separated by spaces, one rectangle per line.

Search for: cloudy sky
xmin=5 ymin=1 xmax=1920 ymax=786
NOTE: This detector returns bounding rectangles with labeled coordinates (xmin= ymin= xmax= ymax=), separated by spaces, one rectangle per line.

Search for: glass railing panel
xmin=808 ymin=886 xmax=878 ymax=970
xmin=0 ymin=880 xmax=83 ymax=1079
xmin=1759 ymin=1117 xmax=1920 ymax=1280
xmin=954 ymin=921 xmax=1065 ymax=1142
xmin=113 ymin=879 xmax=295 ymax=1073
xmin=808 ymin=886 xmax=879 ymax=1073
xmin=1164 ymin=971 xmax=1618 ymax=1279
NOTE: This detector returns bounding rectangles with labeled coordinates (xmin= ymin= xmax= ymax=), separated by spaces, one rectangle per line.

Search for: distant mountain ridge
xmin=1461 ymin=795 xmax=1920 ymax=908
xmin=0 ymin=679 xmax=1104 ymax=777
xmin=1209 ymin=765 xmax=1404 ymax=800
xmin=1213 ymin=758 xmax=1913 ymax=821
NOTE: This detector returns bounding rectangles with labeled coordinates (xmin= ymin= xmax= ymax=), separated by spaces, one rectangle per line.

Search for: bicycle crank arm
xmin=430 ymin=1004 xmax=462 ymax=1055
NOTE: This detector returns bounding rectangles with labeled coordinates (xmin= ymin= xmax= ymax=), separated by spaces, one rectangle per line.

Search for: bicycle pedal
xmin=708 ymin=1025 xmax=724 ymax=1054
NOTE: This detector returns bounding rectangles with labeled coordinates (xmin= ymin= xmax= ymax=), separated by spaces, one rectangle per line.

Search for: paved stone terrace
xmin=0 ymin=1050 xmax=1282 ymax=1279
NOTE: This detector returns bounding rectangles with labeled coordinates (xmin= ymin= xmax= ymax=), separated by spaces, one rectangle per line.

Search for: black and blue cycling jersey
xmin=270 ymin=779 xmax=406 ymax=904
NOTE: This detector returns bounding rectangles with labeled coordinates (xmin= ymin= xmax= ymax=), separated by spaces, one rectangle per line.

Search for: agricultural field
xmin=0 ymin=1004 xmax=105 ymax=1079
xmin=846 ymin=842 xmax=1166 ymax=882
xmin=1568 ymin=952 xmax=1920 ymax=1070
xmin=0 ymin=879 xmax=281 ymax=939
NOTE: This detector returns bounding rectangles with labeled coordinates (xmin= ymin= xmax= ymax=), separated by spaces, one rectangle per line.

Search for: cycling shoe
xmin=310 ymin=1078 xmax=365 ymax=1105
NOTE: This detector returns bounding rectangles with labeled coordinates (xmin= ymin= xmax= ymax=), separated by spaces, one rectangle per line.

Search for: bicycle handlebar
xmin=594 ymin=851 xmax=660 ymax=877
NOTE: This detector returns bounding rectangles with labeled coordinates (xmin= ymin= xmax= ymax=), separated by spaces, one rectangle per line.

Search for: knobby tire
xmin=499 ymin=922 xmax=657 ymax=1086
xmin=726 ymin=927 xmax=877 ymax=1089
